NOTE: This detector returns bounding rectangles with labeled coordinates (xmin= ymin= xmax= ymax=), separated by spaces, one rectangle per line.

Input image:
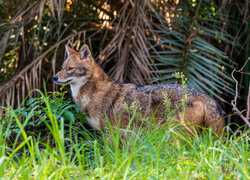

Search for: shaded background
xmin=0 ymin=0 xmax=249 ymax=128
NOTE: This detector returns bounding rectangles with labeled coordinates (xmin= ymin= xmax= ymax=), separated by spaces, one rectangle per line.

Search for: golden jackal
xmin=53 ymin=44 xmax=225 ymax=134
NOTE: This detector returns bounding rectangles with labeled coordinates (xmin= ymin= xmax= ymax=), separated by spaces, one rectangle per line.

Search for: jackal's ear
xmin=65 ymin=45 xmax=75 ymax=56
xmin=79 ymin=44 xmax=91 ymax=60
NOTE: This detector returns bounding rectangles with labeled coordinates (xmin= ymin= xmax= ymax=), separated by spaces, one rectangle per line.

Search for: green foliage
xmin=1 ymin=85 xmax=87 ymax=144
xmin=151 ymin=0 xmax=235 ymax=101
xmin=0 ymin=87 xmax=249 ymax=179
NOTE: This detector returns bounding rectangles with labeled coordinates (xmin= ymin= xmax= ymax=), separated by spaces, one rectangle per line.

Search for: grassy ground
xmin=0 ymin=89 xmax=249 ymax=179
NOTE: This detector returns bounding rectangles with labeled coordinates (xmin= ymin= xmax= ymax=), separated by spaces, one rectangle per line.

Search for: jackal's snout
xmin=53 ymin=75 xmax=58 ymax=82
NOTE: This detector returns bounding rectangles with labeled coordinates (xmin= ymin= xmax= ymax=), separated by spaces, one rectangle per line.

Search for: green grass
xmin=0 ymin=89 xmax=249 ymax=179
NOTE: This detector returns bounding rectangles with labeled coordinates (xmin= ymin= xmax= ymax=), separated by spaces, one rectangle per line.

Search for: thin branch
xmin=247 ymin=84 xmax=250 ymax=120
xmin=231 ymin=57 xmax=250 ymax=128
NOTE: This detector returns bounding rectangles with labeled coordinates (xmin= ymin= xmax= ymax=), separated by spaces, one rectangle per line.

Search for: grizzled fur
xmin=53 ymin=44 xmax=225 ymax=135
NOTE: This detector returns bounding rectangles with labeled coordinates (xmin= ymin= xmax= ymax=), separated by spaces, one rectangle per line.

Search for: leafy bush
xmin=1 ymin=85 xmax=88 ymax=146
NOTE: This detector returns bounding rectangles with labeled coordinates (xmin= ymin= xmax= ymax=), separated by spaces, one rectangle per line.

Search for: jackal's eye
xmin=67 ymin=67 xmax=74 ymax=70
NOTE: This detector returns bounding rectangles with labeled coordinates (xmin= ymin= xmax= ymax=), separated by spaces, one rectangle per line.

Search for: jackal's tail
xmin=203 ymin=98 xmax=225 ymax=135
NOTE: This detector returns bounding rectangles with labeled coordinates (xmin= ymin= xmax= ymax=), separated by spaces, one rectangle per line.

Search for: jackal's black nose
xmin=53 ymin=75 xmax=58 ymax=81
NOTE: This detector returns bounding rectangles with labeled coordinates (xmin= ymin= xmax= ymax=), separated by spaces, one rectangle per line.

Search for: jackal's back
xmin=102 ymin=82 xmax=225 ymax=134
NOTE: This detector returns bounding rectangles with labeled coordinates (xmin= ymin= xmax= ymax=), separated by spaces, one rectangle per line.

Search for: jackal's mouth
xmin=56 ymin=79 xmax=73 ymax=85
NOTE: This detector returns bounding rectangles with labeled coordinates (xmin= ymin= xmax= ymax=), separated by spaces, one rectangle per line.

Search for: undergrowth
xmin=0 ymin=87 xmax=249 ymax=179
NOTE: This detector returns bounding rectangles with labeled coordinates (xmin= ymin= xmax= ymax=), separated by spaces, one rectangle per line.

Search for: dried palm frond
xmin=98 ymin=0 xmax=158 ymax=84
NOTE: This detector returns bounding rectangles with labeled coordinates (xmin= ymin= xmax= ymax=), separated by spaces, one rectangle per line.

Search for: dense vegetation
xmin=1 ymin=87 xmax=249 ymax=179
xmin=0 ymin=0 xmax=249 ymax=179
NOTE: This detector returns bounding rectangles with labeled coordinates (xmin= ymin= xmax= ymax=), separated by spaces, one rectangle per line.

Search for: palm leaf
xmin=150 ymin=0 xmax=235 ymax=101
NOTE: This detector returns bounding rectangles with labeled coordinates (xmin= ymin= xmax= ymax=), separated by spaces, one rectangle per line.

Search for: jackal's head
xmin=53 ymin=44 xmax=93 ymax=85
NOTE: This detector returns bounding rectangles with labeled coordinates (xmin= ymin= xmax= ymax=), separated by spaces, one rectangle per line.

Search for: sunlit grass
xmin=0 ymin=89 xmax=249 ymax=179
